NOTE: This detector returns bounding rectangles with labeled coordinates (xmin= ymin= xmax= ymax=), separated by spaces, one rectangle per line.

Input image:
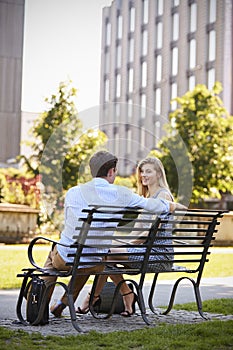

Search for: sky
xmin=21 ymin=0 xmax=112 ymax=117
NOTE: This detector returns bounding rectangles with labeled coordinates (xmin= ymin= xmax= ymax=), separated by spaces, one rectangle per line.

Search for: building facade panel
xmin=0 ymin=112 xmax=20 ymax=162
xmin=0 ymin=0 xmax=24 ymax=57
xmin=99 ymin=0 xmax=233 ymax=176
xmin=0 ymin=0 xmax=25 ymax=164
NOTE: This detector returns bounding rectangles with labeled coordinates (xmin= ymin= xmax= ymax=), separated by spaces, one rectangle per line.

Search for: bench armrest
xmin=27 ymin=236 xmax=69 ymax=270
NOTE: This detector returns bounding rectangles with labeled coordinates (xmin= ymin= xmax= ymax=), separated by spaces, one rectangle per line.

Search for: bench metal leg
xmin=192 ymin=280 xmax=209 ymax=320
xmin=49 ymin=280 xmax=86 ymax=333
xmin=162 ymin=276 xmax=208 ymax=320
xmin=128 ymin=279 xmax=151 ymax=325
xmin=89 ymin=277 xmax=151 ymax=325
xmin=136 ymin=285 xmax=151 ymax=325
xmin=148 ymin=273 xmax=159 ymax=314
xmin=52 ymin=282 xmax=85 ymax=333
xmin=67 ymin=293 xmax=85 ymax=332
xmin=42 ymin=280 xmax=86 ymax=332
xmin=16 ymin=273 xmax=30 ymax=325
xmin=88 ymin=275 xmax=113 ymax=319
xmin=16 ymin=274 xmax=53 ymax=326
xmin=17 ymin=275 xmax=85 ymax=332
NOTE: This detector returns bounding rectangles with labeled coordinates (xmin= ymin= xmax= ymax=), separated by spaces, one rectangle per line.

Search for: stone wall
xmin=215 ymin=212 xmax=233 ymax=246
xmin=0 ymin=203 xmax=39 ymax=243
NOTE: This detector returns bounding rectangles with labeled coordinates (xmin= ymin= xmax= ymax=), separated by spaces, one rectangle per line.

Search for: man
xmin=45 ymin=150 xmax=186 ymax=317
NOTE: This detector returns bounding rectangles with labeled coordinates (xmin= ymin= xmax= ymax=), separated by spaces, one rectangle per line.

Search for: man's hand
xmin=170 ymin=202 xmax=187 ymax=212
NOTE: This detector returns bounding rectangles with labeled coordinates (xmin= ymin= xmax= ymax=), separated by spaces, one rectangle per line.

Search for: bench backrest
xmin=67 ymin=206 xmax=226 ymax=279
xmin=68 ymin=206 xmax=161 ymax=275
xmin=155 ymin=209 xmax=226 ymax=277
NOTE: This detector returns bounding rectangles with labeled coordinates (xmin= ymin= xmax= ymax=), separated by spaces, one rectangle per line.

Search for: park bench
xmin=16 ymin=206 xmax=226 ymax=332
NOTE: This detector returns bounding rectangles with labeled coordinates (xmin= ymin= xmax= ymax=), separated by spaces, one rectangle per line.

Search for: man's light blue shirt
xmin=57 ymin=178 xmax=170 ymax=264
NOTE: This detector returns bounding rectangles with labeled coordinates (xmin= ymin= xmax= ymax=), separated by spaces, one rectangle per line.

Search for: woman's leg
xmin=78 ymin=247 xmax=136 ymax=315
xmin=109 ymin=274 xmax=135 ymax=315
xmin=77 ymin=274 xmax=108 ymax=313
xmin=107 ymin=248 xmax=136 ymax=315
xmin=79 ymin=273 xmax=135 ymax=315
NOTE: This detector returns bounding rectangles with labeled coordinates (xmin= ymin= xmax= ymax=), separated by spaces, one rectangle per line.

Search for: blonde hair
xmin=136 ymin=157 xmax=172 ymax=198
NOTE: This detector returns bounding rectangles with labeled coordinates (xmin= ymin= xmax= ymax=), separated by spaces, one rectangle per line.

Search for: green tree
xmin=20 ymin=81 xmax=107 ymax=228
xmin=154 ymin=82 xmax=233 ymax=204
xmin=21 ymin=81 xmax=107 ymax=190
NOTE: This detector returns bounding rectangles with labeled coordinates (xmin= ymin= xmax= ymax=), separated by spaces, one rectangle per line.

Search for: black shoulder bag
xmin=25 ymin=275 xmax=49 ymax=325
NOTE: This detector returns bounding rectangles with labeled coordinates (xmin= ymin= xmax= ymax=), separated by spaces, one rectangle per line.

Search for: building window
xmin=207 ymin=68 xmax=215 ymax=89
xmin=116 ymin=44 xmax=122 ymax=68
xmin=142 ymin=0 xmax=149 ymax=24
xmin=115 ymin=103 xmax=120 ymax=119
xmin=127 ymin=98 xmax=133 ymax=121
xmin=173 ymin=0 xmax=179 ymax=6
xmin=209 ymin=0 xmax=216 ymax=23
xmin=156 ymin=54 xmax=162 ymax=82
xmin=140 ymin=128 xmax=146 ymax=148
xmin=105 ymin=50 xmax=110 ymax=73
xmin=117 ymin=15 xmax=123 ymax=39
xmin=190 ymin=3 xmax=197 ymax=32
xmin=128 ymin=68 xmax=134 ymax=93
xmin=141 ymin=93 xmax=146 ymax=118
xmin=104 ymin=79 xmax=109 ymax=102
xmin=114 ymin=127 xmax=120 ymax=155
xmin=129 ymin=6 xmax=135 ymax=32
xmin=141 ymin=61 xmax=147 ymax=87
xmin=129 ymin=37 xmax=134 ymax=62
xmin=171 ymin=47 xmax=178 ymax=76
xmin=106 ymin=21 xmax=111 ymax=46
xmin=172 ymin=13 xmax=179 ymax=41
xmin=116 ymin=74 xmax=121 ymax=98
xmin=156 ymin=22 xmax=163 ymax=49
xmin=155 ymin=88 xmax=161 ymax=115
xmin=171 ymin=82 xmax=177 ymax=110
xmin=142 ymin=30 xmax=148 ymax=56
xmin=126 ymin=128 xmax=132 ymax=153
xmin=208 ymin=30 xmax=216 ymax=61
xmin=188 ymin=75 xmax=196 ymax=91
xmin=189 ymin=39 xmax=196 ymax=69
xmin=157 ymin=0 xmax=163 ymax=16
xmin=155 ymin=120 xmax=161 ymax=143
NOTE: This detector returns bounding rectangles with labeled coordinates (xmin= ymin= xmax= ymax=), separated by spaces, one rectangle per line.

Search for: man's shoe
xmin=50 ymin=302 xmax=66 ymax=318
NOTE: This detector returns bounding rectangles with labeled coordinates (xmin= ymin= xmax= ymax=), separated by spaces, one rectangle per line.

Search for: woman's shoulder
xmin=153 ymin=188 xmax=173 ymax=201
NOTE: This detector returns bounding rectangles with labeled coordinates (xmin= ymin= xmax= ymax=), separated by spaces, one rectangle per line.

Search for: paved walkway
xmin=0 ymin=276 xmax=232 ymax=335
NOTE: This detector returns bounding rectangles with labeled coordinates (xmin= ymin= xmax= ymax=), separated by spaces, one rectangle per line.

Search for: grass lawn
xmin=0 ymin=299 xmax=232 ymax=350
xmin=1 ymin=245 xmax=233 ymax=289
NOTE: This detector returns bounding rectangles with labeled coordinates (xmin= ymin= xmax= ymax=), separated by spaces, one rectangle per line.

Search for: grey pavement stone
xmin=1 ymin=309 xmax=233 ymax=336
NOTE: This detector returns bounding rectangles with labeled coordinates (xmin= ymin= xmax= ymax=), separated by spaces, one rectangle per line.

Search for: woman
xmin=76 ymin=157 xmax=175 ymax=316
xmin=126 ymin=156 xmax=174 ymax=271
